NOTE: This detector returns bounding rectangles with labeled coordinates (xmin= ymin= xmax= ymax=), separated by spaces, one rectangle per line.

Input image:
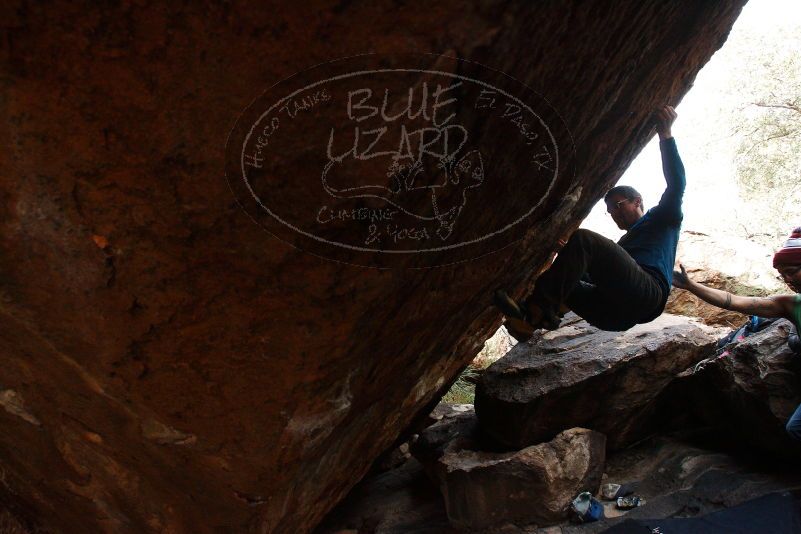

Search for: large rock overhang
xmin=0 ymin=1 xmax=747 ymax=532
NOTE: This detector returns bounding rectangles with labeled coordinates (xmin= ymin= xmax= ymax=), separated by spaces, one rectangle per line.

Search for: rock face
xmin=438 ymin=428 xmax=606 ymax=529
xmin=475 ymin=314 xmax=721 ymax=450
xmin=412 ymin=406 xmax=605 ymax=529
xmin=666 ymin=319 xmax=801 ymax=461
xmin=411 ymin=404 xmax=481 ymax=469
xmin=666 ymin=231 xmax=783 ymax=327
xmin=474 ymin=326 xmax=518 ymax=369
xmin=315 ymin=458 xmax=455 ymax=534
xmin=0 ymin=2 xmax=747 ymax=532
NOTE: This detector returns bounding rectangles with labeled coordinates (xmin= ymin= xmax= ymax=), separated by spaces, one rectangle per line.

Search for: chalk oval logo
xmin=226 ymin=53 xmax=574 ymax=268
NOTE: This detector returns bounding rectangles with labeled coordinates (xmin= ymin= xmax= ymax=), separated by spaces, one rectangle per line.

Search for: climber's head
xmin=773 ymin=227 xmax=801 ymax=293
xmin=604 ymin=186 xmax=644 ymax=231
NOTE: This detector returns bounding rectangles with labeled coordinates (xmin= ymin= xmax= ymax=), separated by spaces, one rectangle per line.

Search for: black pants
xmin=523 ymin=229 xmax=667 ymax=331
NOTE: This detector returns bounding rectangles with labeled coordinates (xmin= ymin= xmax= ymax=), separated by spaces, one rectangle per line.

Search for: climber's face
xmin=605 ymin=194 xmax=644 ymax=231
xmin=777 ymin=264 xmax=801 ymax=293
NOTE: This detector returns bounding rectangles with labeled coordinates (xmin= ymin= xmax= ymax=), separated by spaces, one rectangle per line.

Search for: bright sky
xmin=582 ymin=0 xmax=801 ymax=240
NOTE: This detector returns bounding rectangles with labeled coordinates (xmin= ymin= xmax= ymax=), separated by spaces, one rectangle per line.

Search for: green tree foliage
xmin=731 ymin=29 xmax=801 ymax=246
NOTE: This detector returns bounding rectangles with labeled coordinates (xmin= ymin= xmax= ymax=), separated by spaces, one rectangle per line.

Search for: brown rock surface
xmin=315 ymin=458 xmax=455 ymax=534
xmin=667 ymin=279 xmax=752 ymax=327
xmin=666 ymin=231 xmax=783 ymax=327
xmin=412 ymin=408 xmax=605 ymax=530
xmin=475 ymin=314 xmax=722 ymax=450
xmin=0 ymin=2 xmax=746 ymax=533
xmin=437 ymin=428 xmax=605 ymax=530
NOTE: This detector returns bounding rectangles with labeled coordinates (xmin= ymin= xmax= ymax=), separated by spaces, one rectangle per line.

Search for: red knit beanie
xmin=773 ymin=227 xmax=801 ymax=268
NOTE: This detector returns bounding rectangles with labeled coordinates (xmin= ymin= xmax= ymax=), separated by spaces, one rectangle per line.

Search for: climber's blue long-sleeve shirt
xmin=617 ymin=137 xmax=686 ymax=295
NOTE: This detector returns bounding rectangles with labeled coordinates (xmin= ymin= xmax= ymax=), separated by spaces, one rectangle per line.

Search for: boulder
xmin=0 ymin=2 xmax=747 ymax=532
xmin=474 ymin=326 xmax=519 ymax=369
xmin=411 ymin=404 xmax=480 ymax=469
xmin=675 ymin=232 xmax=784 ymax=293
xmin=665 ymin=319 xmax=801 ymax=462
xmin=666 ymin=231 xmax=783 ymax=327
xmin=475 ymin=314 xmax=722 ymax=450
xmin=315 ymin=458 xmax=455 ymax=534
xmin=411 ymin=405 xmax=605 ymax=529
xmin=437 ymin=428 xmax=606 ymax=529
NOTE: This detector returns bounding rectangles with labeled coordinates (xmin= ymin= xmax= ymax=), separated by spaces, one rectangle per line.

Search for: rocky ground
xmin=317 ymin=314 xmax=801 ymax=533
xmin=317 ymin=433 xmax=801 ymax=534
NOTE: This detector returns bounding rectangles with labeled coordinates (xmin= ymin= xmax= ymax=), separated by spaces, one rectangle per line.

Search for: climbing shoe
xmin=504 ymin=317 xmax=534 ymax=343
xmin=494 ymin=289 xmax=561 ymax=331
xmin=493 ymin=289 xmax=528 ymax=322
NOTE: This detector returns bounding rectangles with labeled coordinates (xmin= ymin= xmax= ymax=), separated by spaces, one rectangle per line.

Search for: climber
xmin=671 ymin=226 xmax=801 ymax=440
xmin=494 ymin=105 xmax=685 ymax=341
